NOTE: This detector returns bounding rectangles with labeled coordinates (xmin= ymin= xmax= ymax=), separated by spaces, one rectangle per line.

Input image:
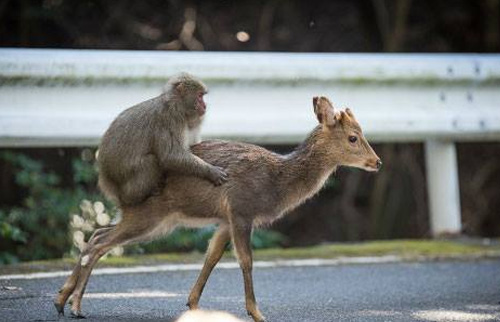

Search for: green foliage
xmin=0 ymin=220 xmax=27 ymax=243
xmin=0 ymin=212 xmax=28 ymax=264
xmin=0 ymin=152 xmax=100 ymax=264
xmin=252 ymin=230 xmax=286 ymax=249
xmin=72 ymin=153 xmax=98 ymax=185
xmin=133 ymin=226 xmax=286 ymax=255
xmin=136 ymin=227 xmax=216 ymax=254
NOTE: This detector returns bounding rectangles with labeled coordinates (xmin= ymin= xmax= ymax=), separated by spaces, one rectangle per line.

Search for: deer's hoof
xmin=186 ymin=301 xmax=199 ymax=310
xmin=70 ymin=310 xmax=86 ymax=319
xmin=247 ymin=310 xmax=266 ymax=322
xmin=53 ymin=301 xmax=64 ymax=316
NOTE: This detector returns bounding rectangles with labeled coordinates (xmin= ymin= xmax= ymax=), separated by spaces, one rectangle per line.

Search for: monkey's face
xmin=170 ymin=73 xmax=209 ymax=119
xmin=183 ymin=88 xmax=207 ymax=119
xmin=194 ymin=90 xmax=207 ymax=116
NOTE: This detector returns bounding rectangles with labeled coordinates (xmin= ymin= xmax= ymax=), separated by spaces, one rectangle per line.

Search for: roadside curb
xmin=1 ymin=253 xmax=499 ymax=280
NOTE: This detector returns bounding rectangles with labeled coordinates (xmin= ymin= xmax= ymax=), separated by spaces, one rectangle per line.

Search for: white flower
xmin=71 ymin=214 xmax=84 ymax=229
xmin=93 ymin=201 xmax=105 ymax=215
xmin=80 ymin=199 xmax=92 ymax=212
xmin=73 ymin=230 xmax=86 ymax=250
xmin=109 ymin=246 xmax=124 ymax=257
xmin=80 ymin=255 xmax=90 ymax=266
xmin=81 ymin=220 xmax=95 ymax=232
xmin=80 ymin=199 xmax=96 ymax=219
xmin=96 ymin=212 xmax=111 ymax=226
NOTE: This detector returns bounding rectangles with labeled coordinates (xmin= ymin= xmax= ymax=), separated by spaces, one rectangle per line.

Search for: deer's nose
xmin=376 ymin=159 xmax=383 ymax=169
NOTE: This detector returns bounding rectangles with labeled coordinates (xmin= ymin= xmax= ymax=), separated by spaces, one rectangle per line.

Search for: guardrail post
xmin=424 ymin=140 xmax=462 ymax=236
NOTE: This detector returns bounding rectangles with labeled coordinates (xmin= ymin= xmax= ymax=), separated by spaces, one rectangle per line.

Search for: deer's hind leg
xmin=53 ymin=226 xmax=115 ymax=316
xmin=187 ymin=223 xmax=230 ymax=309
xmin=55 ymin=213 xmax=172 ymax=318
xmin=69 ymin=220 xmax=171 ymax=318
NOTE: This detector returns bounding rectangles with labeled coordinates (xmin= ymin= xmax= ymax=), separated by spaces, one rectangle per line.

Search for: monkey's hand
xmin=207 ymin=165 xmax=228 ymax=186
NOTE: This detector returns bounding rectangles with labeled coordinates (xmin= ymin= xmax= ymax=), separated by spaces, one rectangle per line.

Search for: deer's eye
xmin=348 ymin=136 xmax=358 ymax=143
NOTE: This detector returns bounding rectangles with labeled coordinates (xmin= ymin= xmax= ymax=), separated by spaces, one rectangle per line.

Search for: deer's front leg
xmin=230 ymin=222 xmax=265 ymax=322
xmin=187 ymin=224 xmax=230 ymax=309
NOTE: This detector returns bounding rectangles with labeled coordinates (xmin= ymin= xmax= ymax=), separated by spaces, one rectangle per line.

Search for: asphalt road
xmin=1 ymin=259 xmax=499 ymax=322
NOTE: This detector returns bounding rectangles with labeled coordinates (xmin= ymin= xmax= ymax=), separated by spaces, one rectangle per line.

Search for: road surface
xmin=1 ymin=259 xmax=499 ymax=322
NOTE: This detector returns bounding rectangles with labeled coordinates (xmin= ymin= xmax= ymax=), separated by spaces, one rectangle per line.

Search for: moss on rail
xmin=2 ymin=75 xmax=500 ymax=87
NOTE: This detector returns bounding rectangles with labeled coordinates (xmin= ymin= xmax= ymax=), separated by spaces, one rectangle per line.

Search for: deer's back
xmin=193 ymin=140 xmax=281 ymax=174
xmin=140 ymin=140 xmax=283 ymax=223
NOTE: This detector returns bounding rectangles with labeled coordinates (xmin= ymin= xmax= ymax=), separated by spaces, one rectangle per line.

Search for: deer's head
xmin=313 ymin=96 xmax=382 ymax=172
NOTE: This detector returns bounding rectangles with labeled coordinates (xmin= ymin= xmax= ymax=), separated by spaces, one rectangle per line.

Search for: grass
xmin=253 ymin=239 xmax=500 ymax=260
xmin=1 ymin=239 xmax=499 ymax=275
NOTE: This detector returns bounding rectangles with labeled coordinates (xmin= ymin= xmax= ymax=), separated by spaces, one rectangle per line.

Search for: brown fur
xmin=55 ymin=96 xmax=381 ymax=321
xmin=97 ymin=72 xmax=227 ymax=207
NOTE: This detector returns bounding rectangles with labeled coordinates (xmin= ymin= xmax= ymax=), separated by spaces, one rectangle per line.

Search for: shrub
xmin=0 ymin=151 xmax=101 ymax=264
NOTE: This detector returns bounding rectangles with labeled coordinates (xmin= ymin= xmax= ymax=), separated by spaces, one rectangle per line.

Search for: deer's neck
xmin=277 ymin=126 xmax=338 ymax=214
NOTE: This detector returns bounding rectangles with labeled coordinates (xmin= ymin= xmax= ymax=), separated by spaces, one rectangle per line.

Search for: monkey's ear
xmin=313 ymin=96 xmax=336 ymax=126
xmin=175 ymin=82 xmax=186 ymax=96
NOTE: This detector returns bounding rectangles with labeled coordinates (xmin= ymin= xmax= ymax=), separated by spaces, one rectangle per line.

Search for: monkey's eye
xmin=348 ymin=136 xmax=357 ymax=143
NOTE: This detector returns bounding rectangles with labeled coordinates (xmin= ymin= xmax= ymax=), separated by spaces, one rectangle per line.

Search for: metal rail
xmin=2 ymin=48 xmax=500 ymax=236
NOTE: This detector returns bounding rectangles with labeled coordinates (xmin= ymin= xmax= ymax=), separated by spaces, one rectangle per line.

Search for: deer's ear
xmin=340 ymin=110 xmax=349 ymax=122
xmin=343 ymin=108 xmax=357 ymax=122
xmin=345 ymin=108 xmax=354 ymax=118
xmin=334 ymin=111 xmax=342 ymax=123
xmin=313 ymin=96 xmax=336 ymax=126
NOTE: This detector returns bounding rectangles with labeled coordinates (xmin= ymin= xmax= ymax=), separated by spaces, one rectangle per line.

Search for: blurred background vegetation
xmin=1 ymin=0 xmax=499 ymax=263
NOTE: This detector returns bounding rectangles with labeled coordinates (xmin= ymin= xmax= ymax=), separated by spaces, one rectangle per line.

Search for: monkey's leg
xmin=230 ymin=220 xmax=265 ymax=322
xmin=119 ymin=156 xmax=162 ymax=206
xmin=53 ymin=226 xmax=114 ymax=316
xmin=187 ymin=224 xmax=230 ymax=309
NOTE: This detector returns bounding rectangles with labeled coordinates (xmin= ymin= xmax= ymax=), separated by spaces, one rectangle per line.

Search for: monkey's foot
xmin=70 ymin=310 xmax=86 ymax=319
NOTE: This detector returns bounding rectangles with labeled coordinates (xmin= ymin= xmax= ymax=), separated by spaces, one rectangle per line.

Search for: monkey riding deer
xmin=54 ymin=96 xmax=381 ymax=321
xmin=97 ymin=72 xmax=227 ymax=207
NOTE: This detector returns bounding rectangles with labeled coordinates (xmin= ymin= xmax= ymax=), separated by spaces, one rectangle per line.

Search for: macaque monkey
xmin=97 ymin=73 xmax=227 ymax=207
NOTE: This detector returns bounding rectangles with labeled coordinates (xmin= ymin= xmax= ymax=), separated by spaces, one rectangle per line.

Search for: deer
xmin=54 ymin=96 xmax=381 ymax=322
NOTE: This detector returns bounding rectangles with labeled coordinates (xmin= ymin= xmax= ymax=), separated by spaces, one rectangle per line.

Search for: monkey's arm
xmin=156 ymin=121 xmax=227 ymax=185
xmin=162 ymin=151 xmax=228 ymax=186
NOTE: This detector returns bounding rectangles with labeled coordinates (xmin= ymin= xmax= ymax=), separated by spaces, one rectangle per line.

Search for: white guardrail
xmin=1 ymin=48 xmax=500 ymax=236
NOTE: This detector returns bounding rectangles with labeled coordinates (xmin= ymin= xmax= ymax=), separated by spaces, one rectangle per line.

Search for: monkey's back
xmin=97 ymin=95 xmax=175 ymax=207
xmin=98 ymin=96 xmax=166 ymax=178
